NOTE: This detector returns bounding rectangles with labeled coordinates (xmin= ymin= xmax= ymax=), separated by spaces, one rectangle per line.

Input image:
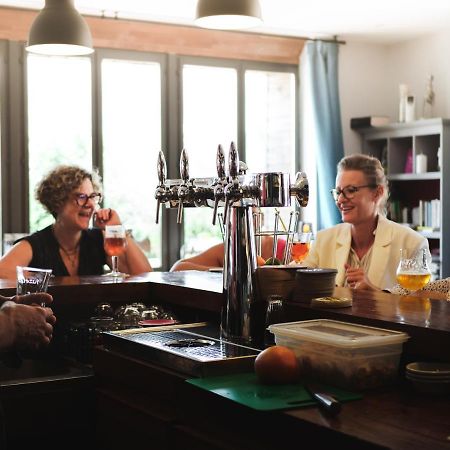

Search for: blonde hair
xmin=337 ymin=154 xmax=389 ymax=215
xmin=36 ymin=165 xmax=102 ymax=218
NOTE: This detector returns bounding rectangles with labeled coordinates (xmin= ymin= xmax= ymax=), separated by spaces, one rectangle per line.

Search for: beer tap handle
xmin=155 ymin=151 xmax=167 ymax=224
xmin=212 ymin=145 xmax=226 ymax=225
xmin=228 ymin=142 xmax=239 ymax=179
xmin=157 ymin=150 xmax=167 ymax=186
xmin=177 ymin=149 xmax=190 ymax=224
xmin=180 ymin=148 xmax=189 ymax=183
xmin=216 ymin=144 xmax=226 ymax=179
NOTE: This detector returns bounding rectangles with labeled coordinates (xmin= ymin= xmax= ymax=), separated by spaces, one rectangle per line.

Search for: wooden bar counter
xmin=1 ymin=271 xmax=449 ymax=449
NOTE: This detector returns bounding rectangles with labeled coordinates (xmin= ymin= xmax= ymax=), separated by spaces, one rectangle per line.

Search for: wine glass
xmin=290 ymin=232 xmax=312 ymax=264
xmin=103 ymin=225 xmax=127 ymax=277
xmin=396 ymin=248 xmax=431 ymax=292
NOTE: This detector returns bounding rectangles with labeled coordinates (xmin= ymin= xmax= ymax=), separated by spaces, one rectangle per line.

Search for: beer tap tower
xmin=155 ymin=143 xmax=309 ymax=346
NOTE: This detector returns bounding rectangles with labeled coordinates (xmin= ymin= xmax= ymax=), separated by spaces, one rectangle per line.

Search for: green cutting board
xmin=186 ymin=373 xmax=361 ymax=411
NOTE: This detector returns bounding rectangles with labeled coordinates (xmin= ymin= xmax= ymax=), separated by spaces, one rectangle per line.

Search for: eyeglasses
xmin=330 ymin=184 xmax=377 ymax=201
xmin=74 ymin=192 xmax=102 ymax=207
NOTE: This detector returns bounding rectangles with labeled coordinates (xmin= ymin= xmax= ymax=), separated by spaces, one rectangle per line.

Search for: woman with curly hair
xmin=0 ymin=165 xmax=152 ymax=277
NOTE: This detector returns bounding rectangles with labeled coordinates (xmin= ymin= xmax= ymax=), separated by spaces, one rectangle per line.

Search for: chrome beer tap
xmin=212 ymin=145 xmax=228 ymax=226
xmin=155 ymin=150 xmax=168 ymax=224
xmin=177 ymin=148 xmax=194 ymax=223
xmin=154 ymin=142 xmax=309 ymax=346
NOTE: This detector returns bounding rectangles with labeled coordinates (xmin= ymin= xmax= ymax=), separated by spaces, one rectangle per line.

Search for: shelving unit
xmin=356 ymin=118 xmax=450 ymax=278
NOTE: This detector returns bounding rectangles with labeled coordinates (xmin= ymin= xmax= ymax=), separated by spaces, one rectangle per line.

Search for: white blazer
xmin=303 ymin=215 xmax=429 ymax=290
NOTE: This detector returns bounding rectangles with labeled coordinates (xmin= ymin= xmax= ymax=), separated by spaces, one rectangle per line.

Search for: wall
xmin=339 ymin=41 xmax=392 ymax=155
xmin=339 ymin=29 xmax=450 ymax=156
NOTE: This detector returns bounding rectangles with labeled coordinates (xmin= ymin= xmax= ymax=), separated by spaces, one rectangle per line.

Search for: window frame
xmin=1 ymin=41 xmax=299 ymax=269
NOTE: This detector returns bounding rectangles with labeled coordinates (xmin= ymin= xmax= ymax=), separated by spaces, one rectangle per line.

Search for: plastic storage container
xmin=269 ymin=319 xmax=409 ymax=390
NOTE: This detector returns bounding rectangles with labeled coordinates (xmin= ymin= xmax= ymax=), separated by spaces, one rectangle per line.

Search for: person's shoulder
xmin=380 ymin=217 xmax=427 ymax=244
xmin=316 ymin=222 xmax=348 ymax=237
xmin=16 ymin=225 xmax=52 ymax=245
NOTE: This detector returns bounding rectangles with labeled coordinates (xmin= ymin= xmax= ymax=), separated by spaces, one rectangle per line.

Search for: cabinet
xmin=356 ymin=118 xmax=450 ymax=278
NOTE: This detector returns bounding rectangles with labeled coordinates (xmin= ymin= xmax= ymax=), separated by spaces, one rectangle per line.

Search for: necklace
xmin=59 ymin=243 xmax=80 ymax=270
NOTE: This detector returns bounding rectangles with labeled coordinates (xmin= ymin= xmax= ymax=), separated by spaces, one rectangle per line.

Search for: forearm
xmin=120 ymin=236 xmax=152 ymax=274
xmin=170 ymin=260 xmax=210 ymax=272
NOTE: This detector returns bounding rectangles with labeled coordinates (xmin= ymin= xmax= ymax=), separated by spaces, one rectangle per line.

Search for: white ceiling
xmin=2 ymin=0 xmax=450 ymax=44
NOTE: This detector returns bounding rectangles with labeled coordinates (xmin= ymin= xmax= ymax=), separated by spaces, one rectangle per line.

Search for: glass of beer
xmin=396 ymin=248 xmax=431 ymax=292
xmin=104 ymin=225 xmax=127 ymax=277
xmin=291 ymin=232 xmax=312 ymax=264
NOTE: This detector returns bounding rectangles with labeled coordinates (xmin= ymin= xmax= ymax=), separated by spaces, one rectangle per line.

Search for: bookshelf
xmin=356 ymin=118 xmax=450 ymax=278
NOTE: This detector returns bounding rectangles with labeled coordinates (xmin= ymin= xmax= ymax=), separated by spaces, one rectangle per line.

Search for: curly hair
xmin=337 ymin=154 xmax=389 ymax=215
xmin=35 ymin=165 xmax=103 ymax=218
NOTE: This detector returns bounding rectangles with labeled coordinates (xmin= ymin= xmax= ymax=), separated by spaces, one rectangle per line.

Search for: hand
xmin=1 ymin=301 xmax=56 ymax=350
xmin=13 ymin=292 xmax=53 ymax=307
xmin=344 ymin=263 xmax=372 ymax=290
xmin=94 ymin=208 xmax=122 ymax=229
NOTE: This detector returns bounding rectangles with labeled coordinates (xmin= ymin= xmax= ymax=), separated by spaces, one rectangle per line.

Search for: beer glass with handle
xmin=103 ymin=225 xmax=127 ymax=277
xmin=396 ymin=248 xmax=431 ymax=292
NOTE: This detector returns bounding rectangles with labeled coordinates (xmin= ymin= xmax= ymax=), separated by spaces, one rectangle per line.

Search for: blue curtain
xmin=304 ymin=41 xmax=344 ymax=230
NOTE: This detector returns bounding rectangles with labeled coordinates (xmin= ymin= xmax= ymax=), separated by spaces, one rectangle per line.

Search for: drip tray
xmin=101 ymin=323 xmax=261 ymax=377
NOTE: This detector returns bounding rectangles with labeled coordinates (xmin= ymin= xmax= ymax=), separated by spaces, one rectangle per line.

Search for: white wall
xmin=339 ymin=29 xmax=450 ymax=155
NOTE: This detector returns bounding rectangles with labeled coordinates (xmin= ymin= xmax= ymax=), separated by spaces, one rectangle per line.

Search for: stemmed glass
xmin=103 ymin=225 xmax=127 ymax=277
xmin=396 ymin=248 xmax=431 ymax=292
xmin=290 ymin=232 xmax=312 ymax=264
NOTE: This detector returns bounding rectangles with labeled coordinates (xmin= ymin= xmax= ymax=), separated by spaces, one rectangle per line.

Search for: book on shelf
xmin=350 ymin=116 xmax=390 ymax=129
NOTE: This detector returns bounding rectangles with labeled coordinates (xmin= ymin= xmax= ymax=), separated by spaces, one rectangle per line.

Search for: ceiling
xmin=1 ymin=0 xmax=450 ymax=44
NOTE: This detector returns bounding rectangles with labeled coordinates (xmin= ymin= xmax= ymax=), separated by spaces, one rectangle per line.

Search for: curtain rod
xmin=307 ymin=36 xmax=346 ymax=45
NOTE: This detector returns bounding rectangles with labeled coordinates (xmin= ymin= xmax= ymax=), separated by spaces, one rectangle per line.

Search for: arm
xmin=94 ymin=208 xmax=152 ymax=275
xmin=170 ymin=243 xmax=225 ymax=272
xmin=0 ymin=240 xmax=33 ymax=279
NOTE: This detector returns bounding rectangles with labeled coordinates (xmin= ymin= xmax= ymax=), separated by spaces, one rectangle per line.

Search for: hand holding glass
xmin=396 ymin=248 xmax=431 ymax=292
xmin=16 ymin=266 xmax=52 ymax=306
xmin=104 ymin=225 xmax=127 ymax=277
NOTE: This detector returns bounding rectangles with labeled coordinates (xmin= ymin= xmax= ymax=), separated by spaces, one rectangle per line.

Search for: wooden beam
xmin=0 ymin=7 xmax=304 ymax=64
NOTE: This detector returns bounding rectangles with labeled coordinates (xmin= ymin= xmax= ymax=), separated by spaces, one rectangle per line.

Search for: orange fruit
xmin=256 ymin=255 xmax=266 ymax=266
xmin=254 ymin=345 xmax=300 ymax=385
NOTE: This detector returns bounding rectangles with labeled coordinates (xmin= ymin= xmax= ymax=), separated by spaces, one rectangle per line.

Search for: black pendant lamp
xmin=195 ymin=0 xmax=263 ymax=30
xmin=26 ymin=0 xmax=94 ymax=56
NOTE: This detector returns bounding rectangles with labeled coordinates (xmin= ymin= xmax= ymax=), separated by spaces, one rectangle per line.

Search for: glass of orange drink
xmin=291 ymin=232 xmax=312 ymax=264
xmin=103 ymin=224 xmax=128 ymax=277
xmin=396 ymin=248 xmax=431 ymax=292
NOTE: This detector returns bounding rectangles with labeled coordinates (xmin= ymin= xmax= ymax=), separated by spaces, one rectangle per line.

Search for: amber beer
xmin=104 ymin=237 xmax=127 ymax=257
xmin=396 ymin=273 xmax=431 ymax=291
xmin=291 ymin=242 xmax=310 ymax=263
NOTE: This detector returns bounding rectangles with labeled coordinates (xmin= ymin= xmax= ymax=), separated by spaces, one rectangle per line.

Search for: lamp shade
xmin=195 ymin=0 xmax=262 ymax=30
xmin=26 ymin=0 xmax=94 ymax=56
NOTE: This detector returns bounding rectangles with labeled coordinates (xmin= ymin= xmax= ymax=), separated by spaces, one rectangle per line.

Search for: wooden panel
xmin=0 ymin=7 xmax=305 ymax=64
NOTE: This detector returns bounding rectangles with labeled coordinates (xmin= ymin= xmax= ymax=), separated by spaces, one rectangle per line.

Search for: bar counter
xmin=1 ymin=271 xmax=449 ymax=449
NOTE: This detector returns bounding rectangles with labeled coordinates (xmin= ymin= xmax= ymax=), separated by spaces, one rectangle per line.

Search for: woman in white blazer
xmin=303 ymin=154 xmax=429 ymax=290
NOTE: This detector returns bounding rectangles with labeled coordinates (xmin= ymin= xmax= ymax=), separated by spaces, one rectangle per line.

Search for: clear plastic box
xmin=269 ymin=319 xmax=409 ymax=390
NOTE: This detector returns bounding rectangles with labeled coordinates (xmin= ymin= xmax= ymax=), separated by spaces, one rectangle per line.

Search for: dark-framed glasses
xmin=74 ymin=192 xmax=102 ymax=207
xmin=330 ymin=184 xmax=377 ymax=201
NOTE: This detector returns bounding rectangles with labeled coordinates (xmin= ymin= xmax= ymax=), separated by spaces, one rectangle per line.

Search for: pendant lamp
xmin=26 ymin=0 xmax=94 ymax=56
xmin=195 ymin=0 xmax=262 ymax=30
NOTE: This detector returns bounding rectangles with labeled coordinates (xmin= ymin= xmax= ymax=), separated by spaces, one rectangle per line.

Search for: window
xmin=10 ymin=43 xmax=298 ymax=270
xmin=245 ymin=69 xmax=297 ymax=233
xmin=100 ymin=57 xmax=163 ymax=267
xmin=181 ymin=63 xmax=237 ymax=257
xmin=27 ymin=54 xmax=92 ymax=231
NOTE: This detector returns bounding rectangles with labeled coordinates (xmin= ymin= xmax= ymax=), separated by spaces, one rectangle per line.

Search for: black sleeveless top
xmin=17 ymin=225 xmax=107 ymax=276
